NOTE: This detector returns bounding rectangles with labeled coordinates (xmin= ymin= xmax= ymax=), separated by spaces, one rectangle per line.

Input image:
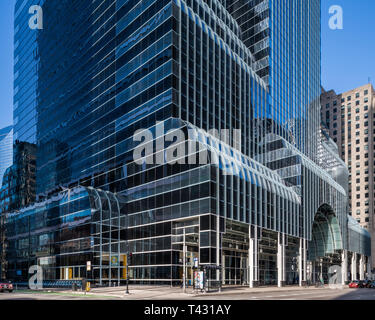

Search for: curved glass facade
xmin=5 ymin=187 xmax=127 ymax=284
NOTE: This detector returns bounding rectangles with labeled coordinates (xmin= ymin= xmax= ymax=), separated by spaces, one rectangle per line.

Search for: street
xmin=0 ymin=286 xmax=374 ymax=300
xmin=200 ymin=288 xmax=375 ymax=300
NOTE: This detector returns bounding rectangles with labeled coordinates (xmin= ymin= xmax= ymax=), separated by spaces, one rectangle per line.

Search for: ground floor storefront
xmin=5 ymin=213 xmax=370 ymax=288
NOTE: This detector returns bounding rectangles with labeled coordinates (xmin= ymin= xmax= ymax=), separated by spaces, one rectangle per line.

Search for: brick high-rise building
xmin=321 ymin=83 xmax=375 ymax=266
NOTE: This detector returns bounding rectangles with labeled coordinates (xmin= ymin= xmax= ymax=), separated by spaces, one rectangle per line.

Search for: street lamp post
xmin=125 ymin=252 xmax=132 ymax=295
xmin=125 ymin=211 xmax=130 ymax=295
xmin=183 ymin=228 xmax=186 ymax=294
xmin=126 ymin=266 xmax=129 ymax=295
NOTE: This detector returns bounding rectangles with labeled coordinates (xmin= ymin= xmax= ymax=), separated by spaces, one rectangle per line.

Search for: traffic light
xmin=128 ymin=252 xmax=133 ymax=266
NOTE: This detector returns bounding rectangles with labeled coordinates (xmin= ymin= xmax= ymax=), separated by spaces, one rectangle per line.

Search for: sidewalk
xmin=46 ymin=284 xmax=348 ymax=299
xmin=194 ymin=284 xmax=348 ymax=297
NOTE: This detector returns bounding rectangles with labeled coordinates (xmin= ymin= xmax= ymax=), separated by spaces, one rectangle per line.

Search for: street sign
xmin=111 ymin=256 xmax=119 ymax=266
xmin=194 ymin=257 xmax=199 ymax=268
xmin=86 ymin=261 xmax=91 ymax=272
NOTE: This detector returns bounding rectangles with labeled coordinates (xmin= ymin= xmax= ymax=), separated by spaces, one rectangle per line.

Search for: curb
xmin=190 ymin=286 xmax=347 ymax=297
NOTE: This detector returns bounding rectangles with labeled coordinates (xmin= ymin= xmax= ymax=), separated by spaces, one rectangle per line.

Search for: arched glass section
xmin=4 ymin=186 xmax=127 ymax=285
xmin=309 ymin=204 xmax=343 ymax=261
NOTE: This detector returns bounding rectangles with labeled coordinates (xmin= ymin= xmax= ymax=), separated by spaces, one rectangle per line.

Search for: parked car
xmin=362 ymin=280 xmax=372 ymax=288
xmin=369 ymin=281 xmax=375 ymax=289
xmin=349 ymin=280 xmax=361 ymax=288
xmin=0 ymin=281 xmax=13 ymax=293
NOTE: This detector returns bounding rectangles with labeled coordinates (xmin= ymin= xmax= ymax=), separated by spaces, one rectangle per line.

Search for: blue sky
xmin=0 ymin=0 xmax=374 ymax=129
xmin=322 ymin=0 xmax=375 ymax=93
xmin=0 ymin=0 xmax=14 ymax=129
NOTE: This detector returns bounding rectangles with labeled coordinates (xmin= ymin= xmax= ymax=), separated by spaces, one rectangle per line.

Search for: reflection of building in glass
xmin=0 ymin=126 xmax=13 ymax=186
xmin=0 ymin=125 xmax=13 ymax=280
xmin=5 ymin=0 xmax=371 ymax=286
xmin=0 ymin=141 xmax=36 ymax=213
xmin=0 ymin=141 xmax=36 ymax=279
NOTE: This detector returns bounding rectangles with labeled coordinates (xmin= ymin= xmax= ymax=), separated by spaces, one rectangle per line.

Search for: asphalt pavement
xmin=0 ymin=285 xmax=374 ymax=300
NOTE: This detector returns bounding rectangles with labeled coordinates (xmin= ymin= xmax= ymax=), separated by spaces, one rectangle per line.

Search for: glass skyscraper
xmin=224 ymin=0 xmax=321 ymax=162
xmin=13 ymin=0 xmax=40 ymax=145
xmin=3 ymin=0 xmax=371 ymax=286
